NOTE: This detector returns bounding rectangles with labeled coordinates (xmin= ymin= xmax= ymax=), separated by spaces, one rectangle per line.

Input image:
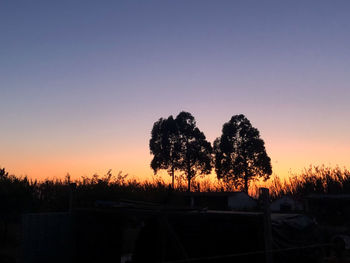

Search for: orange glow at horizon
xmin=1 ymin=136 xmax=349 ymax=183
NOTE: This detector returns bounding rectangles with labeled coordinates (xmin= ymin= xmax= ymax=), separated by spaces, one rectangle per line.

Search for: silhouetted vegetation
xmin=1 ymin=166 xmax=350 ymax=214
xmin=0 ymin=168 xmax=170 ymax=213
xmin=150 ymin=115 xmax=180 ymax=189
xmin=0 ymin=169 xmax=33 ymax=215
xmin=151 ymin=112 xmax=272 ymax=192
xmin=268 ymin=166 xmax=350 ymax=200
xmin=214 ymin=114 xmax=272 ymax=193
xmin=150 ymin=111 xmax=212 ymax=192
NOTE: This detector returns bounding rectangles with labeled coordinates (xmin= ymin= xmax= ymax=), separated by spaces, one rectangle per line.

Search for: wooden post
xmin=260 ymin=187 xmax=273 ymax=263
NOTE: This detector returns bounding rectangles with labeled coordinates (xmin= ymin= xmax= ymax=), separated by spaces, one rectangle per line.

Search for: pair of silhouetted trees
xmin=150 ymin=112 xmax=272 ymax=192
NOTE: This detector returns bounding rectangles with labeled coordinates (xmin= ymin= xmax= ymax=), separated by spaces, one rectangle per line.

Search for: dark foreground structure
xmin=22 ymin=208 xmax=265 ymax=263
xmin=20 ymin=199 xmax=328 ymax=263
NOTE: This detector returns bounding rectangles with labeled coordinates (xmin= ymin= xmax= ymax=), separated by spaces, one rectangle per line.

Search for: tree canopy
xmin=149 ymin=112 xmax=212 ymax=191
xmin=214 ymin=114 xmax=272 ymax=193
xmin=149 ymin=116 xmax=179 ymax=188
xmin=175 ymin=112 xmax=212 ymax=192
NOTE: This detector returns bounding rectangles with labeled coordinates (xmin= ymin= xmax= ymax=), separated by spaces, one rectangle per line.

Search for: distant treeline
xmin=0 ymin=166 xmax=350 ymax=214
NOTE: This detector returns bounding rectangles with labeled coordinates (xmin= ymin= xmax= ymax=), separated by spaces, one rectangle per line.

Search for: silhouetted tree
xmin=175 ymin=112 xmax=212 ymax=192
xmin=150 ymin=112 xmax=212 ymax=191
xmin=214 ymin=114 xmax=272 ymax=193
xmin=150 ymin=116 xmax=180 ymax=189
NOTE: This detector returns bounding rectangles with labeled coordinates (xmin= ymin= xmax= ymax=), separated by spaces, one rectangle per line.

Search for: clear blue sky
xmin=1 ymin=0 xmax=350 ymax=179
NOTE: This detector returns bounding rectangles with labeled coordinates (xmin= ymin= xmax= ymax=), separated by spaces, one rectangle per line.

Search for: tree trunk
xmin=187 ymin=162 xmax=191 ymax=192
xmin=244 ymin=176 xmax=249 ymax=193
xmin=171 ymin=166 xmax=175 ymax=189
xmin=187 ymin=178 xmax=191 ymax=192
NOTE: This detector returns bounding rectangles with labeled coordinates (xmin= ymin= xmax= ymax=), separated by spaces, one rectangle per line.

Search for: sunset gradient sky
xmin=1 ymin=1 xmax=350 ymax=181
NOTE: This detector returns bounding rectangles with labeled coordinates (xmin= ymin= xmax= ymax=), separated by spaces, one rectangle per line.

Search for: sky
xmin=1 ymin=0 xmax=350 ymax=181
